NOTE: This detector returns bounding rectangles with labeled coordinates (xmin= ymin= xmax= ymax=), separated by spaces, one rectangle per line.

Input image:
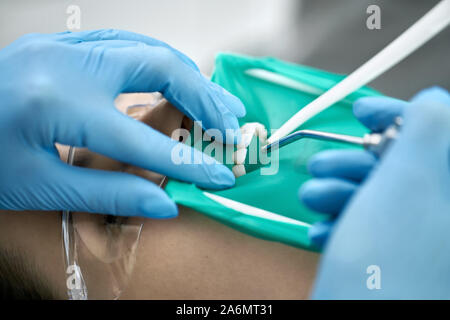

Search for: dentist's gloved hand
xmin=0 ymin=30 xmax=245 ymax=218
xmin=309 ymin=87 xmax=450 ymax=299
xmin=300 ymin=93 xmax=412 ymax=247
xmin=302 ymin=88 xmax=450 ymax=248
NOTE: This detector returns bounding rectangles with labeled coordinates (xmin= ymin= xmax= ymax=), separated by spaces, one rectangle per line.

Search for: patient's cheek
xmin=124 ymin=207 xmax=319 ymax=299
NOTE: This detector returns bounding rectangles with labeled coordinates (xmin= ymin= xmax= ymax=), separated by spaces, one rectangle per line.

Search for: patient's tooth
xmin=236 ymin=122 xmax=268 ymax=164
xmin=233 ymin=148 xmax=247 ymax=164
xmin=253 ymin=122 xmax=264 ymax=132
xmin=257 ymin=127 xmax=267 ymax=142
xmin=241 ymin=123 xmax=257 ymax=133
xmin=232 ymin=164 xmax=246 ymax=178
xmin=240 ymin=133 xmax=254 ymax=148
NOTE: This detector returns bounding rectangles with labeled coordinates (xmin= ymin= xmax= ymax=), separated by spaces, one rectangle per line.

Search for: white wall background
xmin=1 ymin=0 xmax=448 ymax=98
xmin=0 ymin=0 xmax=300 ymax=73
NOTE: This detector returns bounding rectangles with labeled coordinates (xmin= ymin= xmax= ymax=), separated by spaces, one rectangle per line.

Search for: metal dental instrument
xmin=267 ymin=0 xmax=450 ymax=144
xmin=263 ymin=118 xmax=402 ymax=158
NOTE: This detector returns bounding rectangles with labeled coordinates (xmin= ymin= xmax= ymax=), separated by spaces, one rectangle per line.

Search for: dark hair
xmin=0 ymin=247 xmax=55 ymax=300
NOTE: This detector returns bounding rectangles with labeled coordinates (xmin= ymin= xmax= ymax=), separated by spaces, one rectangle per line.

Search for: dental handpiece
xmin=262 ymin=117 xmax=402 ymax=158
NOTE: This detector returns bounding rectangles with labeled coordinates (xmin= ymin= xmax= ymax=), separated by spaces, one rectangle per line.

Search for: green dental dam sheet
xmin=165 ymin=53 xmax=382 ymax=251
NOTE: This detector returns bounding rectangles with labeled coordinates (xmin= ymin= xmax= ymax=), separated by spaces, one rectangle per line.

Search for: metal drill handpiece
xmin=262 ymin=130 xmax=365 ymax=153
xmin=362 ymin=117 xmax=402 ymax=157
xmin=262 ymin=117 xmax=402 ymax=157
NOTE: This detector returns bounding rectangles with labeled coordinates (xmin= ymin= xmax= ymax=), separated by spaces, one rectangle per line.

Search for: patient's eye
xmin=104 ymin=215 xmax=117 ymax=225
xmin=103 ymin=215 xmax=128 ymax=226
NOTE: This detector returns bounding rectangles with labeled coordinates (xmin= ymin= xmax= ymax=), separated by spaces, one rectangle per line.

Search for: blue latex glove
xmin=0 ymin=30 xmax=246 ymax=218
xmin=301 ymin=88 xmax=450 ymax=248
xmin=300 ymin=90 xmax=430 ymax=247
xmin=308 ymin=87 xmax=450 ymax=299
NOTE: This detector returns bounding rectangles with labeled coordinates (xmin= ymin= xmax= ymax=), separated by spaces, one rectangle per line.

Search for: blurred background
xmin=0 ymin=0 xmax=448 ymax=99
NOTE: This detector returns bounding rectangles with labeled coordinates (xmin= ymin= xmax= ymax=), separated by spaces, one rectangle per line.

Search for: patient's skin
xmin=0 ymin=94 xmax=319 ymax=299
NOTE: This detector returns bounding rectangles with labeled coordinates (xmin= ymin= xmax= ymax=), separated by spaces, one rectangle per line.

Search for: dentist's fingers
xmin=69 ymin=29 xmax=246 ymax=120
xmin=105 ymin=45 xmax=245 ymax=142
xmin=308 ymin=220 xmax=334 ymax=249
xmin=77 ymin=39 xmax=246 ymax=119
xmin=61 ymin=35 xmax=245 ymax=142
xmin=54 ymin=107 xmax=235 ymax=190
xmin=54 ymin=29 xmax=199 ymax=71
xmin=22 ymin=158 xmax=178 ymax=218
xmin=299 ymin=178 xmax=357 ymax=215
xmin=353 ymin=87 xmax=450 ymax=133
xmin=389 ymin=88 xmax=450 ymax=176
xmin=410 ymin=86 xmax=450 ymax=105
xmin=308 ymin=150 xmax=377 ymax=182
xmin=74 ymin=39 xmax=144 ymax=50
xmin=353 ymin=97 xmax=408 ymax=132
